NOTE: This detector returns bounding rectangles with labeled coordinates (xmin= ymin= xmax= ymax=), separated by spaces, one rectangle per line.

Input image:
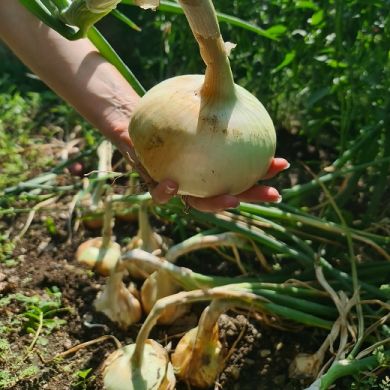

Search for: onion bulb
xmin=76 ymin=237 xmax=121 ymax=276
xmin=129 ymin=0 xmax=276 ymax=197
xmin=141 ymin=270 xmax=188 ymax=324
xmin=102 ymin=339 xmax=176 ymax=390
xmin=171 ymin=301 xmax=227 ymax=388
xmin=94 ymin=272 xmax=142 ymax=329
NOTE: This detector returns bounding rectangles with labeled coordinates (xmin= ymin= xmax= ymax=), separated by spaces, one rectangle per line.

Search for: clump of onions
xmin=77 ymin=237 xmax=142 ymax=328
xmin=129 ymin=0 xmax=276 ymax=197
xmin=102 ymin=339 xmax=175 ymax=390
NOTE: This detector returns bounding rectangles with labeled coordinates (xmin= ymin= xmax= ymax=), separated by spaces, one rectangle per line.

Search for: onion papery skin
xmin=129 ymin=75 xmax=276 ymax=198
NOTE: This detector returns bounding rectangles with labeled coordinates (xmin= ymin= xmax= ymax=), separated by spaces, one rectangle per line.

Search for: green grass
xmin=0 ymin=287 xmax=68 ymax=389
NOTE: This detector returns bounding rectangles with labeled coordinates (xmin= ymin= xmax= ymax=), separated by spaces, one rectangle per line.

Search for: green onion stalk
xmin=122 ymin=249 xmax=334 ymax=329
xmin=305 ymin=350 xmax=390 ymax=390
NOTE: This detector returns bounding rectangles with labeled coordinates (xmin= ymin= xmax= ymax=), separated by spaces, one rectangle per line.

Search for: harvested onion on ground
xmin=94 ymin=272 xmax=142 ymax=329
xmin=76 ymin=237 xmax=121 ymax=276
xmin=171 ymin=300 xmax=229 ymax=388
xmin=129 ymin=0 xmax=276 ymax=197
xmin=102 ymin=339 xmax=175 ymax=390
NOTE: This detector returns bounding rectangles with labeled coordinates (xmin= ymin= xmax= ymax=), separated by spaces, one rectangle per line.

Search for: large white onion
xmin=129 ymin=0 xmax=276 ymax=198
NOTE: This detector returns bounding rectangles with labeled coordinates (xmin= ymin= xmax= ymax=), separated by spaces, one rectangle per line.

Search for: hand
xmin=151 ymin=158 xmax=289 ymax=212
xmin=108 ymin=124 xmax=289 ymax=213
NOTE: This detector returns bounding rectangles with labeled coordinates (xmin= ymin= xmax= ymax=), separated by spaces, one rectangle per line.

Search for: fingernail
xmin=226 ymin=197 xmax=240 ymax=209
xmin=283 ymin=162 xmax=291 ymax=170
xmin=274 ymin=195 xmax=283 ymax=203
xmin=165 ymin=185 xmax=177 ymax=194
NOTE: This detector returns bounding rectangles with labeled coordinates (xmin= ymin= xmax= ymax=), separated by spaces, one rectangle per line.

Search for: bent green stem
xmin=311 ymin=350 xmax=390 ymax=390
xmin=122 ymin=250 xmax=333 ymax=329
xmin=165 ymin=232 xmax=248 ymax=263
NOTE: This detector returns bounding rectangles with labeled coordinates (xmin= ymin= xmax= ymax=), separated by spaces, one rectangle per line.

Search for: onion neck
xmin=178 ymin=0 xmax=236 ymax=101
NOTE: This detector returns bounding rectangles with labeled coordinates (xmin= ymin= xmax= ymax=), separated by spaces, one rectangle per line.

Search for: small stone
xmin=260 ymin=349 xmax=271 ymax=358
xmin=0 ymin=272 xmax=6 ymax=282
xmin=63 ymin=339 xmax=73 ymax=349
xmin=273 ymin=374 xmax=286 ymax=385
xmin=230 ymin=365 xmax=240 ymax=380
xmin=260 ymin=368 xmax=268 ymax=375
xmin=276 ymin=341 xmax=283 ymax=351
xmin=226 ymin=328 xmax=236 ymax=337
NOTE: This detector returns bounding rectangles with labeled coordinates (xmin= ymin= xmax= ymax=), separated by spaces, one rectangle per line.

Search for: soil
xmin=0 ymin=201 xmax=326 ymax=390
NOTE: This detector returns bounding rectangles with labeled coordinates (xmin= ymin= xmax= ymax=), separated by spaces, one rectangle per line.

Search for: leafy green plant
xmin=16 ymin=287 xmax=69 ymax=334
xmin=72 ymin=368 xmax=95 ymax=390
xmin=0 ymin=287 xmax=69 ymax=335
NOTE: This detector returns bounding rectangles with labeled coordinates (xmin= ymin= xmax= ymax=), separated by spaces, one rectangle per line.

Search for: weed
xmin=0 ymin=235 xmax=15 ymax=264
xmin=14 ymin=287 xmax=70 ymax=334
xmin=0 ymin=287 xmax=70 ymax=337
xmin=0 ymin=287 xmax=71 ymax=388
xmin=72 ymin=368 xmax=95 ymax=390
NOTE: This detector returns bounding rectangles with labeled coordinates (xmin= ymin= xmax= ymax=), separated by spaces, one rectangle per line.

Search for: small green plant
xmin=0 ymin=287 xmax=69 ymax=335
xmin=72 ymin=368 xmax=95 ymax=390
xmin=0 ymin=287 xmax=71 ymax=388
xmin=0 ymin=235 xmax=15 ymax=264
xmin=350 ymin=375 xmax=390 ymax=390
xmin=15 ymin=287 xmax=69 ymax=334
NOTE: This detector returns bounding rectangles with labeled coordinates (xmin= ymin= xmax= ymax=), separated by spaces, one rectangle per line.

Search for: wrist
xmin=96 ymin=90 xmax=141 ymax=147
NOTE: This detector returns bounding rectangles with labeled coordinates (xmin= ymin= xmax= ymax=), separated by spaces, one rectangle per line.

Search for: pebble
xmin=245 ymin=358 xmax=255 ymax=366
xmin=260 ymin=349 xmax=271 ymax=358
xmin=229 ymin=365 xmax=241 ymax=380
xmin=0 ymin=282 xmax=9 ymax=293
xmin=275 ymin=341 xmax=283 ymax=351
xmin=63 ymin=339 xmax=73 ymax=349
xmin=273 ymin=374 xmax=286 ymax=385
xmin=0 ymin=272 xmax=6 ymax=282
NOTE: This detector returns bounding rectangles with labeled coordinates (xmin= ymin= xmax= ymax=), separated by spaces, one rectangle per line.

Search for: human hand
xmin=150 ymin=157 xmax=289 ymax=212
xmin=108 ymin=124 xmax=288 ymax=212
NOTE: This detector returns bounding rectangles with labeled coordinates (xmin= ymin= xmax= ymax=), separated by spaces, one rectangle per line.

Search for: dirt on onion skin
xmin=0 ymin=211 xmax=321 ymax=390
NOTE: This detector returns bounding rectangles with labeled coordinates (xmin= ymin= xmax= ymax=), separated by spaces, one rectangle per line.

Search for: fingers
xmin=236 ymin=185 xmax=281 ymax=203
xmin=150 ymin=179 xmax=178 ymax=204
xmin=184 ymin=184 xmax=282 ymax=212
xmin=186 ymin=194 xmax=240 ymax=213
xmin=262 ymin=157 xmax=290 ymax=180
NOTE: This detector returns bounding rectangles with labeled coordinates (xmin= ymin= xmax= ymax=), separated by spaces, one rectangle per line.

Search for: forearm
xmin=0 ymin=0 xmax=139 ymax=140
